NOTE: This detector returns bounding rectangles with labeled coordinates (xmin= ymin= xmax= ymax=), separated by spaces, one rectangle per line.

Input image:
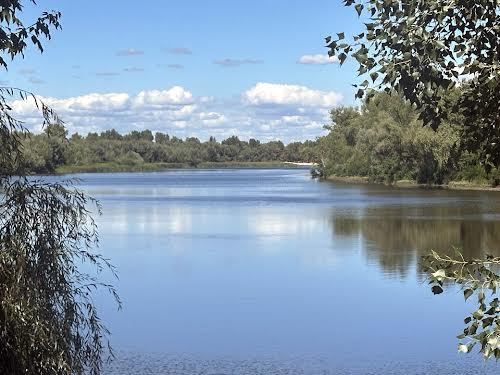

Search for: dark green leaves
xmin=355 ymin=3 xmax=364 ymax=16
xmin=0 ymin=1 xmax=61 ymax=69
xmin=325 ymin=0 xmax=500 ymax=168
xmin=338 ymin=53 xmax=347 ymax=65
xmin=431 ymin=285 xmax=443 ymax=295
xmin=464 ymin=289 xmax=474 ymax=301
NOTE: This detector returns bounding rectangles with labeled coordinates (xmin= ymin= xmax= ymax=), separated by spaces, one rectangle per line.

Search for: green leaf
xmin=355 ymin=3 xmax=364 ymax=16
xmin=338 ymin=53 xmax=347 ymax=65
xmin=432 ymin=285 xmax=443 ymax=295
xmin=432 ymin=269 xmax=446 ymax=279
xmin=478 ymin=290 xmax=485 ymax=303
xmin=464 ymin=289 xmax=474 ymax=301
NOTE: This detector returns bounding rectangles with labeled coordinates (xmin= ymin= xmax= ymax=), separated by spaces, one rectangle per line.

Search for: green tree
xmin=154 ymin=131 xmax=170 ymax=144
xmin=0 ymin=2 xmax=119 ymax=374
xmin=327 ymin=0 xmax=500 ymax=168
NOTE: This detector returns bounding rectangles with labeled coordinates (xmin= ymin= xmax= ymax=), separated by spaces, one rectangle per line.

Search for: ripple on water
xmin=104 ymin=352 xmax=497 ymax=375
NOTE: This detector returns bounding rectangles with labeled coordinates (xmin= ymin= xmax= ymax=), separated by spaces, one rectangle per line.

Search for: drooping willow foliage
xmin=0 ymin=2 xmax=120 ymax=374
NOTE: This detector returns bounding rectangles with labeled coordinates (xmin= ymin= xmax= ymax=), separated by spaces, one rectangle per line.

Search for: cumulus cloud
xmin=297 ymin=54 xmax=339 ymax=65
xmin=243 ymin=82 xmax=343 ymax=108
xmin=116 ymin=48 xmax=144 ymax=56
xmin=11 ymin=83 xmax=343 ymax=142
xmin=133 ymin=86 xmax=194 ymax=107
xmin=213 ymin=58 xmax=263 ymax=67
xmin=199 ymin=111 xmax=226 ymax=126
xmin=168 ymin=47 xmax=192 ymax=55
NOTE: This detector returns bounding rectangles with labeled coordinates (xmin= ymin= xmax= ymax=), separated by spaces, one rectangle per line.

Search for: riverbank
xmin=325 ymin=175 xmax=500 ymax=192
xmin=55 ymin=161 xmax=305 ymax=174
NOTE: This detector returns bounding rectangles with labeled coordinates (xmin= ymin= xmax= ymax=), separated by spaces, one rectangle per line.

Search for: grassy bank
xmin=325 ymin=175 xmax=500 ymax=192
xmin=55 ymin=161 xmax=303 ymax=174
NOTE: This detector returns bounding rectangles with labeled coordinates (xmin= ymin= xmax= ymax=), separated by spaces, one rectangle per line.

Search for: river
xmin=55 ymin=168 xmax=500 ymax=374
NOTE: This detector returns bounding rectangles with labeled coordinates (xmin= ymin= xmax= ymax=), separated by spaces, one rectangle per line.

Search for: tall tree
xmin=326 ymin=0 xmax=500 ymax=168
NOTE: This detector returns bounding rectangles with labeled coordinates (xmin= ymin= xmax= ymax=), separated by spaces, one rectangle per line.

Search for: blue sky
xmin=5 ymin=0 xmax=362 ymax=142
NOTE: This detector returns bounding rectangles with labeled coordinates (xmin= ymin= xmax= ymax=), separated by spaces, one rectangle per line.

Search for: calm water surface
xmin=60 ymin=169 xmax=500 ymax=374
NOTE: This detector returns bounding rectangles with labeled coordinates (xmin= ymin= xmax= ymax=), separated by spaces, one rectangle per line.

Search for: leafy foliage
xmin=0 ymin=0 xmax=61 ymax=67
xmin=326 ymin=0 xmax=500 ymax=168
xmin=423 ymin=252 xmax=500 ymax=359
xmin=0 ymin=2 xmax=120 ymax=374
xmin=318 ymin=91 xmax=495 ymax=186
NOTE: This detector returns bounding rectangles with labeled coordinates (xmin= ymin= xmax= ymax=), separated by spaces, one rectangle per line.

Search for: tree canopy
xmin=19 ymin=128 xmax=321 ymax=174
xmin=326 ymin=0 xmax=500 ymax=168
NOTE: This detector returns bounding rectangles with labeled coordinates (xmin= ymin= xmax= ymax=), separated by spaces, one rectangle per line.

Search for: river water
xmin=59 ymin=169 xmax=500 ymax=374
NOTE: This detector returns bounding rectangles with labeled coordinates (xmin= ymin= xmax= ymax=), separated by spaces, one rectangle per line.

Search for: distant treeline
xmin=18 ymin=90 xmax=499 ymax=185
xmin=318 ymin=91 xmax=500 ymax=187
xmin=19 ymin=127 xmax=320 ymax=174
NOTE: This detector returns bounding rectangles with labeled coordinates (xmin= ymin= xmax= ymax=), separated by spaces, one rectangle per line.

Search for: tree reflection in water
xmin=330 ymin=204 xmax=500 ymax=278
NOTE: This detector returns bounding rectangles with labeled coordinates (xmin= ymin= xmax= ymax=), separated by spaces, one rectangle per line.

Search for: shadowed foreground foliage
xmin=0 ymin=1 xmax=119 ymax=374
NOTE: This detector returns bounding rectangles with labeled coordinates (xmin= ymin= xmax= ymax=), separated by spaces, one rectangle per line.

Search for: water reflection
xmin=330 ymin=204 xmax=500 ymax=278
xmin=42 ymin=170 xmax=500 ymax=373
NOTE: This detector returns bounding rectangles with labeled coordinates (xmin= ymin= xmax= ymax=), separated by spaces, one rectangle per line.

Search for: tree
xmin=155 ymin=131 xmax=170 ymax=144
xmin=326 ymin=0 xmax=500 ymax=168
xmin=100 ymin=129 xmax=123 ymax=141
xmin=0 ymin=2 xmax=119 ymax=374
xmin=327 ymin=0 xmax=500 ymax=359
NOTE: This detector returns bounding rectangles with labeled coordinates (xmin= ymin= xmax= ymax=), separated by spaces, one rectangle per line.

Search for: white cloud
xmin=243 ymin=82 xmax=343 ymax=108
xmin=132 ymin=86 xmax=194 ymax=107
xmin=52 ymin=92 xmax=131 ymax=113
xmin=199 ymin=111 xmax=226 ymax=126
xmin=297 ymin=54 xmax=339 ymax=65
xmin=11 ymin=83 xmax=343 ymax=142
